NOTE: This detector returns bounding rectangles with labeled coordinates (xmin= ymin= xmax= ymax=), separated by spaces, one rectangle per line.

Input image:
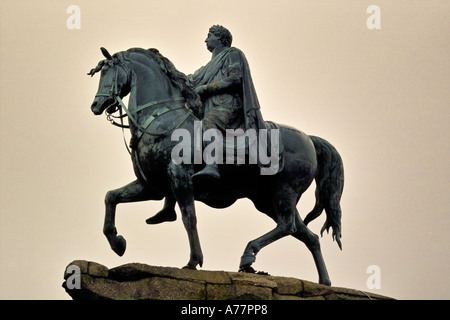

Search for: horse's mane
xmin=123 ymin=48 xmax=203 ymax=116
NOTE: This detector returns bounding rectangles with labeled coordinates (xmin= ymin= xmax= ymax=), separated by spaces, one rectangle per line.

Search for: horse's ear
xmin=101 ymin=47 xmax=113 ymax=60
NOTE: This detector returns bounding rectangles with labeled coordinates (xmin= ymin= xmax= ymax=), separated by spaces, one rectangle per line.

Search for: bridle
xmin=95 ymin=57 xmax=193 ymax=154
xmin=94 ymin=59 xmax=128 ymax=123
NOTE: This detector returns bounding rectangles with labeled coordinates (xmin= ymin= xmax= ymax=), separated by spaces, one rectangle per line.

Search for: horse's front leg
xmin=103 ymin=179 xmax=151 ymax=256
xmin=168 ymin=162 xmax=203 ymax=269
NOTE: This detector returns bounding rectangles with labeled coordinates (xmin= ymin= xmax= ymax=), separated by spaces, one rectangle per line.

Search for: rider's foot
xmin=192 ymin=164 xmax=220 ymax=180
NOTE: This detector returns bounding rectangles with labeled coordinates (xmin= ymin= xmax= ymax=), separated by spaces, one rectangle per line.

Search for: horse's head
xmin=89 ymin=47 xmax=131 ymax=115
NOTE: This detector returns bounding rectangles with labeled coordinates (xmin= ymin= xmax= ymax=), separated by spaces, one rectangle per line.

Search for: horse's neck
xmin=129 ymin=60 xmax=181 ymax=111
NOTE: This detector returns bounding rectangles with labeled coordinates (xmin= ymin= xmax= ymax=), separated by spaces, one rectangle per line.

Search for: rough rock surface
xmin=62 ymin=260 xmax=393 ymax=300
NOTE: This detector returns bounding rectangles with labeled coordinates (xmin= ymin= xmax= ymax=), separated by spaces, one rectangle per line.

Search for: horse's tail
xmin=304 ymin=135 xmax=344 ymax=250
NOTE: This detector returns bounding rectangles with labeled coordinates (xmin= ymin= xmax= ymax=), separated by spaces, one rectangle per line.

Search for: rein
xmin=114 ymin=95 xmax=192 ymax=184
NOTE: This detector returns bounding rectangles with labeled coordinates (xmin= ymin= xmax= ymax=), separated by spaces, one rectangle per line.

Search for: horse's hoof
xmin=239 ymin=265 xmax=256 ymax=273
xmin=182 ymin=264 xmax=197 ymax=270
xmin=320 ymin=278 xmax=332 ymax=286
xmin=112 ymin=235 xmax=127 ymax=256
xmin=239 ymin=266 xmax=270 ymax=276
xmin=239 ymin=253 xmax=256 ymax=269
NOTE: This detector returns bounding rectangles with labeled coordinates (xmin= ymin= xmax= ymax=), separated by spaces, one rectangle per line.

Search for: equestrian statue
xmin=88 ymin=26 xmax=344 ymax=286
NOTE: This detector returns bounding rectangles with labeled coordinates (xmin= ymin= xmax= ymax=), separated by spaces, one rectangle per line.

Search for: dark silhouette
xmin=89 ymin=46 xmax=343 ymax=286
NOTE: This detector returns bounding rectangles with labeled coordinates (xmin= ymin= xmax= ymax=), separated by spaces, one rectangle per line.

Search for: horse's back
xmin=279 ymin=125 xmax=317 ymax=166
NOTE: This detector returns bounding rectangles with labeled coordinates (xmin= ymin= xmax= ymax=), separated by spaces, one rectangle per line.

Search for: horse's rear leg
xmin=103 ymin=179 xmax=152 ymax=256
xmin=292 ymin=210 xmax=331 ymax=286
xmin=239 ymin=192 xmax=297 ymax=272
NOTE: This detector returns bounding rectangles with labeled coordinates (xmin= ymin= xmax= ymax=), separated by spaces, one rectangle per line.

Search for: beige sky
xmin=1 ymin=1 xmax=449 ymax=299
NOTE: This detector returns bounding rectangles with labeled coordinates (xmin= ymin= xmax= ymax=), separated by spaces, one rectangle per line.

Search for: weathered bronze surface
xmin=88 ymin=26 xmax=344 ymax=286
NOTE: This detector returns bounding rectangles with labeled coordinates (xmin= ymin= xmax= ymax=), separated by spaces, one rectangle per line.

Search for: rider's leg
xmin=192 ymin=117 xmax=221 ymax=180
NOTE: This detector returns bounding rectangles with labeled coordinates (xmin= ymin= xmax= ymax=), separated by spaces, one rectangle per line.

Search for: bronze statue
xmin=88 ymin=27 xmax=344 ymax=286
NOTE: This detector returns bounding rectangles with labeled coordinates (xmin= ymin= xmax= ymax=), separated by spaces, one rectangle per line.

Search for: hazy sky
xmin=1 ymin=1 xmax=449 ymax=300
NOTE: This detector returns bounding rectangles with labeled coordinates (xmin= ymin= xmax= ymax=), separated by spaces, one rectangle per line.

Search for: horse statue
xmin=88 ymin=47 xmax=344 ymax=286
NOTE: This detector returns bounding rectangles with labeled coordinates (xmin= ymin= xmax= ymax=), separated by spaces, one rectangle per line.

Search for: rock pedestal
xmin=62 ymin=260 xmax=393 ymax=300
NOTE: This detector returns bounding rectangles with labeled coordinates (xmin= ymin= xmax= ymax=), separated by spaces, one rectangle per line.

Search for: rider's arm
xmin=205 ymin=50 xmax=242 ymax=94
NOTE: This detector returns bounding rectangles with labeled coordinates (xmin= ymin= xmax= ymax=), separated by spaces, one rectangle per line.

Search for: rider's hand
xmin=194 ymin=85 xmax=208 ymax=96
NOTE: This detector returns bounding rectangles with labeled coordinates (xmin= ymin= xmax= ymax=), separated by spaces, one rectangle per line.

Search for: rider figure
xmin=187 ymin=25 xmax=265 ymax=180
xmin=147 ymin=25 xmax=267 ymax=225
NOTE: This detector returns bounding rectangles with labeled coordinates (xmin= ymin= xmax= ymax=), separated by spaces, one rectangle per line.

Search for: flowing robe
xmin=187 ymin=47 xmax=265 ymax=132
xmin=187 ymin=47 xmax=283 ymax=174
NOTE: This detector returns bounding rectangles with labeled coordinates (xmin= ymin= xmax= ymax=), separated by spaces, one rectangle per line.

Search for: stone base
xmin=62 ymin=260 xmax=393 ymax=300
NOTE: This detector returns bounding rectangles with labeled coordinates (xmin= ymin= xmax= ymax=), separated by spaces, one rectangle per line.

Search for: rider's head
xmin=209 ymin=25 xmax=233 ymax=48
